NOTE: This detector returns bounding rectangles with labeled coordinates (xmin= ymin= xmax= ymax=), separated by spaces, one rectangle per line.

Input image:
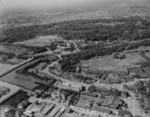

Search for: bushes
xmin=113 ymin=53 xmax=126 ymax=59
xmin=16 ymin=44 xmax=47 ymax=54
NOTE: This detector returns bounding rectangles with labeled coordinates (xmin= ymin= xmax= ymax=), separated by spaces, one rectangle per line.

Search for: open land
xmin=81 ymin=53 xmax=146 ymax=73
xmin=0 ymin=63 xmax=14 ymax=74
xmin=14 ymin=35 xmax=63 ymax=47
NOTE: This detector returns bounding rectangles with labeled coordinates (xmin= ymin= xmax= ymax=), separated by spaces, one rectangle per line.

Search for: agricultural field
xmin=14 ymin=35 xmax=63 ymax=47
xmin=81 ymin=53 xmax=147 ymax=73
xmin=0 ymin=63 xmax=14 ymax=74
xmin=0 ymin=45 xmax=28 ymax=56
xmin=0 ymin=45 xmax=29 ymax=64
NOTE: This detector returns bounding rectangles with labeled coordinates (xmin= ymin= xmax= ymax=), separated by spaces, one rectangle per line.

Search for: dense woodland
xmin=2 ymin=16 xmax=150 ymax=43
xmin=2 ymin=17 xmax=150 ymax=61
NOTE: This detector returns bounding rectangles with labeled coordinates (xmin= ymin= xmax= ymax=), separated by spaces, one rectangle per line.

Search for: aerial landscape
xmin=1 ymin=0 xmax=150 ymax=117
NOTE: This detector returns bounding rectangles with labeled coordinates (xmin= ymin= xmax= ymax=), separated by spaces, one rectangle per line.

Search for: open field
xmin=81 ymin=53 xmax=147 ymax=73
xmin=0 ymin=63 xmax=14 ymax=74
xmin=0 ymin=45 xmax=28 ymax=55
xmin=14 ymin=35 xmax=63 ymax=46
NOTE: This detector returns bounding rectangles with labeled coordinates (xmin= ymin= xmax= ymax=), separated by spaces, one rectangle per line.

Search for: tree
xmin=88 ymin=85 xmax=97 ymax=93
xmin=113 ymin=52 xmax=119 ymax=59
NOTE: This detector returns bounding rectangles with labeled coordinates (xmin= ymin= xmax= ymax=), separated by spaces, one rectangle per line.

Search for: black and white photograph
xmin=0 ymin=0 xmax=150 ymax=117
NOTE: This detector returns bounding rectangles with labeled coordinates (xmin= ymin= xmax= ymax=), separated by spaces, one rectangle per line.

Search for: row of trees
xmin=16 ymin=44 xmax=48 ymax=59
xmin=61 ymin=39 xmax=150 ymax=62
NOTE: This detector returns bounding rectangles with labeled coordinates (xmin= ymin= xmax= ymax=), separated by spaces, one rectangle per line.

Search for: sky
xmin=1 ymin=0 xmax=119 ymax=10
xmin=1 ymin=0 xmax=87 ymax=9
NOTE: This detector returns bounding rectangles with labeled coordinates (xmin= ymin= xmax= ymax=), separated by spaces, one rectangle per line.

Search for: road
xmin=70 ymin=41 xmax=80 ymax=52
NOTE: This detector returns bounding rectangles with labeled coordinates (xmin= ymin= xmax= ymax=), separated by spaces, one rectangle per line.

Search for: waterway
xmin=0 ymin=62 xmax=39 ymax=90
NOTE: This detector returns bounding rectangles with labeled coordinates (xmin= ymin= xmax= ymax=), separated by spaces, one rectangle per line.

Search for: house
xmin=57 ymin=82 xmax=81 ymax=92
xmin=111 ymin=96 xmax=123 ymax=109
xmin=142 ymin=67 xmax=150 ymax=77
xmin=110 ymin=79 xmax=121 ymax=84
xmin=42 ymin=104 xmax=54 ymax=115
xmin=15 ymin=109 xmax=24 ymax=117
xmin=144 ymin=97 xmax=150 ymax=110
xmin=96 ymin=96 xmax=105 ymax=104
xmin=81 ymin=92 xmax=98 ymax=98
xmin=51 ymin=90 xmax=60 ymax=99
xmin=76 ymin=98 xmax=90 ymax=109
xmin=92 ymin=106 xmax=112 ymax=114
xmin=101 ymin=95 xmax=123 ymax=109
xmin=76 ymin=94 xmax=96 ymax=109
xmin=26 ymin=103 xmax=44 ymax=114
xmin=121 ymin=92 xmax=129 ymax=98
xmin=18 ymin=100 xmax=30 ymax=109
xmin=60 ymin=90 xmax=68 ymax=102
xmin=28 ymin=68 xmax=36 ymax=73
xmin=128 ymin=67 xmax=147 ymax=78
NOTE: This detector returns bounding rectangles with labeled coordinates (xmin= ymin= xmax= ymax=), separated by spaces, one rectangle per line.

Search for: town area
xmin=0 ymin=35 xmax=150 ymax=117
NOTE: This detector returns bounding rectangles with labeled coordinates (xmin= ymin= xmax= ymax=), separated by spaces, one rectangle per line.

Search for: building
xmin=92 ymin=106 xmax=112 ymax=114
xmin=15 ymin=109 xmax=24 ymax=117
xmin=60 ymin=91 xmax=68 ymax=102
xmin=56 ymin=82 xmax=81 ymax=92
xmin=144 ymin=97 xmax=150 ymax=110
xmin=51 ymin=90 xmax=60 ymax=99
xmin=101 ymin=95 xmax=123 ymax=109
xmin=81 ymin=92 xmax=98 ymax=98
xmin=18 ymin=100 xmax=30 ymax=109
xmin=128 ymin=67 xmax=147 ymax=78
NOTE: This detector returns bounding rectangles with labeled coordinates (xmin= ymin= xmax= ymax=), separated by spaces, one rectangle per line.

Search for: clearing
xmin=14 ymin=35 xmax=63 ymax=47
xmin=81 ymin=53 xmax=146 ymax=73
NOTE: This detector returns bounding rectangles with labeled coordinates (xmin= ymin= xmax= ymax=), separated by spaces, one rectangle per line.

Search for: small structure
xmin=18 ymin=100 xmax=30 ymax=109
xmin=144 ymin=97 xmax=150 ymax=110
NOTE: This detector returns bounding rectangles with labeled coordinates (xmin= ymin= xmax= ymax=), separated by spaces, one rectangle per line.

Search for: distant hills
xmin=1 ymin=0 xmax=150 ymax=29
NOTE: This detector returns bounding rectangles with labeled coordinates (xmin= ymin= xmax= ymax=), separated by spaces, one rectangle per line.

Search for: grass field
xmin=0 ymin=63 xmax=14 ymax=74
xmin=0 ymin=45 xmax=28 ymax=55
xmin=14 ymin=35 xmax=63 ymax=46
xmin=81 ymin=53 xmax=146 ymax=72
